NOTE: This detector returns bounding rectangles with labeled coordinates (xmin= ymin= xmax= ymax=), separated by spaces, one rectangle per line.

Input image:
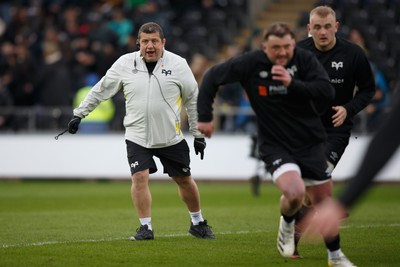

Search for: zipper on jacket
xmin=145 ymin=74 xmax=152 ymax=146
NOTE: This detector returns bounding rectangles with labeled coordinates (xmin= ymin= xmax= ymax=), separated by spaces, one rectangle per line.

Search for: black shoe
xmin=189 ymin=220 xmax=216 ymax=239
xmin=130 ymin=225 xmax=154 ymax=241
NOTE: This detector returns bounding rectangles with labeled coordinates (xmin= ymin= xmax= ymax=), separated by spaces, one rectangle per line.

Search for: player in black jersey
xmin=197 ymin=22 xmax=353 ymax=266
xmin=303 ymin=90 xmax=400 ymax=246
xmin=292 ymin=6 xmax=375 ymax=264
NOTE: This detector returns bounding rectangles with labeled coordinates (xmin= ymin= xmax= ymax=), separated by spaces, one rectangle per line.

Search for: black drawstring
xmin=54 ymin=128 xmax=68 ymax=140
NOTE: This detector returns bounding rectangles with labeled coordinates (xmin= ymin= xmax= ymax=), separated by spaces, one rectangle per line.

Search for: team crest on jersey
xmin=331 ymin=61 xmax=343 ymax=70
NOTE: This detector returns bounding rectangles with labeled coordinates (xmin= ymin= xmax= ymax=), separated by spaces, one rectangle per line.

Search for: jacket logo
xmin=331 ymin=61 xmax=343 ymax=70
xmin=162 ymin=69 xmax=172 ymax=76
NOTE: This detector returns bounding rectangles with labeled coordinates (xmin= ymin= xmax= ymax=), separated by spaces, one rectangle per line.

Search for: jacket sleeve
xmin=343 ymin=47 xmax=376 ymax=118
xmin=73 ymin=57 xmax=124 ymax=118
xmin=178 ymin=58 xmax=204 ymax=138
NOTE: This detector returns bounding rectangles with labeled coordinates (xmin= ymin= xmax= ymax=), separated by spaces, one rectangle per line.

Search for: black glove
xmin=194 ymin=138 xmax=206 ymax=160
xmin=68 ymin=116 xmax=81 ymax=134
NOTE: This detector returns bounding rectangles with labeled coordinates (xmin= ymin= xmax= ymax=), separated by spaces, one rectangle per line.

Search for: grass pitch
xmin=0 ymin=180 xmax=399 ymax=267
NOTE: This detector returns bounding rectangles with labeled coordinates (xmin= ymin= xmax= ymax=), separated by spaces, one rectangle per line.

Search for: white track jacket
xmin=73 ymin=50 xmax=204 ymax=148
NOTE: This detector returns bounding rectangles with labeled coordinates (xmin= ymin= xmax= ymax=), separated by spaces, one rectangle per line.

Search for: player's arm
xmin=343 ymin=47 xmax=376 ymax=118
xmin=339 ymin=93 xmax=400 ymax=208
xmin=197 ymin=55 xmax=247 ymax=135
xmin=289 ymin=51 xmax=335 ymax=103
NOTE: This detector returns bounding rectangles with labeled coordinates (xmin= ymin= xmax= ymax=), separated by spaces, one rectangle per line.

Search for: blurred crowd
xmin=0 ymin=0 xmax=247 ymax=132
xmin=0 ymin=0 xmax=398 ymax=134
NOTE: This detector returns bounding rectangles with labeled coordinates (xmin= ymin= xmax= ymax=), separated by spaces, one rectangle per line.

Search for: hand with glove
xmin=194 ymin=138 xmax=206 ymax=160
xmin=68 ymin=116 xmax=82 ymax=134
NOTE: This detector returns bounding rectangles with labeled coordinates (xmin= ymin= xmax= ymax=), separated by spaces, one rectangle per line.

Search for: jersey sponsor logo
xmin=268 ymin=85 xmax=287 ymax=95
xmin=258 ymin=85 xmax=268 ymax=96
xmin=258 ymin=84 xmax=287 ymax=96
xmin=131 ymin=161 xmax=139 ymax=168
xmin=162 ymin=69 xmax=172 ymax=76
xmin=330 ymin=78 xmax=344 ymax=84
xmin=331 ymin=61 xmax=343 ymax=70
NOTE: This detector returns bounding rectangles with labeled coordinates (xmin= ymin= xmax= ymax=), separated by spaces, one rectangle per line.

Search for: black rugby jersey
xmin=297 ymin=36 xmax=375 ymax=132
xmin=197 ymin=48 xmax=334 ymax=152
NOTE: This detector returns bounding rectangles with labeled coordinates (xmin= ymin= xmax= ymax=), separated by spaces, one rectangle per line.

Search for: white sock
xmin=139 ymin=217 xmax=152 ymax=230
xmin=328 ymin=249 xmax=343 ymax=259
xmin=189 ymin=210 xmax=204 ymax=225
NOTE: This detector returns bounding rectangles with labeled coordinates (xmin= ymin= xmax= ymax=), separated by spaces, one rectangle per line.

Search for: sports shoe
xmin=130 ymin=225 xmax=154 ymax=241
xmin=328 ymin=254 xmax=357 ymax=267
xmin=277 ymin=216 xmax=295 ymax=257
xmin=189 ymin=220 xmax=216 ymax=239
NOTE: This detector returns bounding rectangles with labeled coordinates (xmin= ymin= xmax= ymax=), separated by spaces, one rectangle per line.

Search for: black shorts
xmin=126 ymin=140 xmax=191 ymax=177
xmin=260 ymin=143 xmax=330 ymax=181
xmin=325 ymin=130 xmax=351 ymax=166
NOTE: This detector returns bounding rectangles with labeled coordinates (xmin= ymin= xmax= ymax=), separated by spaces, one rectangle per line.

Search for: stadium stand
xmin=0 ymin=0 xmax=398 ymax=133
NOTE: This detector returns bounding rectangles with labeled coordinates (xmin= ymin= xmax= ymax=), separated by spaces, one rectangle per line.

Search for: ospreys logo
xmin=331 ymin=61 xmax=343 ymax=70
xmin=131 ymin=161 xmax=139 ymax=168
xmin=162 ymin=69 xmax=172 ymax=76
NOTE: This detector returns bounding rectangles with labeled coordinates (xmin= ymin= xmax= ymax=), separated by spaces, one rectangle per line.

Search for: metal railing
xmin=0 ymin=106 xmax=73 ymax=132
xmin=0 ymin=106 xmax=370 ymax=135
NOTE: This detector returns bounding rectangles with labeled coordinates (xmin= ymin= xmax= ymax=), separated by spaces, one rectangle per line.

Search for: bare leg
xmin=307 ymin=180 xmax=340 ymax=251
xmin=275 ymin=170 xmax=305 ymax=257
xmin=172 ymin=175 xmax=201 ymax=212
xmin=275 ymin=171 xmax=306 ymax=216
xmin=131 ymin=169 xmax=152 ymax=218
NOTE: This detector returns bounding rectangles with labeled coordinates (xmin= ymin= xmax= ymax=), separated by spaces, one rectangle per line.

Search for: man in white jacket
xmin=68 ymin=22 xmax=215 ymax=240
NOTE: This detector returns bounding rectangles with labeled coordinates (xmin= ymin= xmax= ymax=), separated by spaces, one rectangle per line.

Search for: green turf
xmin=0 ymin=180 xmax=399 ymax=267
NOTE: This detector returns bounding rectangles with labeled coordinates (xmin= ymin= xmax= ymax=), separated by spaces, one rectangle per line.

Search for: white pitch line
xmin=1 ymin=224 xmax=400 ymax=249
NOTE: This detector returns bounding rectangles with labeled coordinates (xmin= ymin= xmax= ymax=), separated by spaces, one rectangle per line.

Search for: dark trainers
xmin=130 ymin=225 xmax=154 ymax=241
xmin=189 ymin=220 xmax=216 ymax=239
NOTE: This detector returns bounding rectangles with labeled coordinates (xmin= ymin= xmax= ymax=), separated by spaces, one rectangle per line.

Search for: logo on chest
xmin=331 ymin=61 xmax=343 ymax=70
xmin=162 ymin=69 xmax=172 ymax=76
